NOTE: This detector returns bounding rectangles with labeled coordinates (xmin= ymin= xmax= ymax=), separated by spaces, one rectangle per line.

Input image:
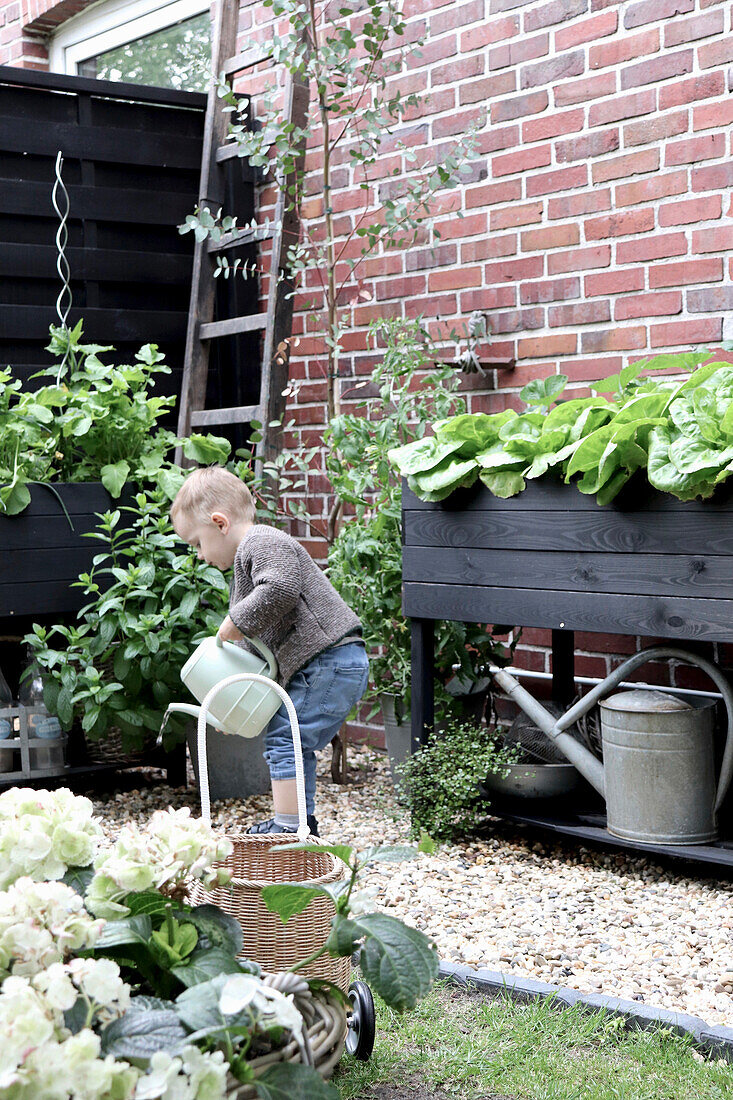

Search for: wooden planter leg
xmin=552 ymin=628 xmax=575 ymax=706
xmin=411 ymin=618 xmax=434 ymax=752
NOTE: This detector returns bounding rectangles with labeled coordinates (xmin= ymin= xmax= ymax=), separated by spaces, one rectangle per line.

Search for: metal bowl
xmin=481 ymin=763 xmax=582 ymax=800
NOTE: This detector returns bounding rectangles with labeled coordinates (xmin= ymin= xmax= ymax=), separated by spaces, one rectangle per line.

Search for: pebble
xmin=87 ymin=745 xmax=733 ymax=1029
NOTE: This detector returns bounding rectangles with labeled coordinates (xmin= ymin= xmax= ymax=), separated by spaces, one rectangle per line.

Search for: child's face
xmin=173 ymin=511 xmax=241 ymax=571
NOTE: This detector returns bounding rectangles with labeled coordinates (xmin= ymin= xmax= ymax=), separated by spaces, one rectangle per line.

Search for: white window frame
xmin=49 ymin=0 xmax=210 ymax=78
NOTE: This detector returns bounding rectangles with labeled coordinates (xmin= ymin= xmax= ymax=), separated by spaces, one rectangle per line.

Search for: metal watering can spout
xmin=489 ymin=645 xmax=733 ymax=843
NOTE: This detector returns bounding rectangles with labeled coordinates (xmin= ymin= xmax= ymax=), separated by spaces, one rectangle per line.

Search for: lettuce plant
xmin=389 ymin=348 xmax=733 ymax=506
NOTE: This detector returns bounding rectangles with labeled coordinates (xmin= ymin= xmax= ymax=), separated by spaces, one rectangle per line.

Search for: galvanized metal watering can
xmin=489 ymin=646 xmax=733 ymax=846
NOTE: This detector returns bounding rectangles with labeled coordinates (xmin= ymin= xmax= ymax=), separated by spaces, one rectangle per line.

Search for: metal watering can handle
xmin=215 ymin=633 xmax=278 ymax=680
xmin=196 ymin=672 xmax=310 ymax=841
xmin=557 ymin=645 xmax=733 ymax=813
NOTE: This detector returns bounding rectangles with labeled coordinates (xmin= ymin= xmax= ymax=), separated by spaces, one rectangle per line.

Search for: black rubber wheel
xmin=345 ymin=980 xmax=376 ymax=1060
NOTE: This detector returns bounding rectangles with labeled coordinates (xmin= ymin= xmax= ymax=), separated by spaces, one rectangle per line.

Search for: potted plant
xmin=0 ymin=785 xmax=439 ymax=1097
xmin=325 ymin=319 xmax=514 ymax=778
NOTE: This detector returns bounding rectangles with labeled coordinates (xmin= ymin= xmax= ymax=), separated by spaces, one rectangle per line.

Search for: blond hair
xmin=170 ymin=466 xmax=255 ymax=526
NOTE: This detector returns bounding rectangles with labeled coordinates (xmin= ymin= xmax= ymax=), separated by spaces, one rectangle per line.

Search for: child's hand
xmin=217 ymin=615 xmax=244 ymax=645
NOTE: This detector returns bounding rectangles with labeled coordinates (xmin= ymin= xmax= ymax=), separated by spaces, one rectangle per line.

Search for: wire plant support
xmin=52 ymin=150 xmax=73 ymax=384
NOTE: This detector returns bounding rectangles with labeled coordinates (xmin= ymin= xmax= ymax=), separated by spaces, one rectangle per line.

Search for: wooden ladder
xmin=177 ymin=0 xmax=309 ymax=467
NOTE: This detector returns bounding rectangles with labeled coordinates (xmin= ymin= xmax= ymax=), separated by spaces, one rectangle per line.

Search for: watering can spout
xmin=488 ymin=664 xmax=606 ymax=798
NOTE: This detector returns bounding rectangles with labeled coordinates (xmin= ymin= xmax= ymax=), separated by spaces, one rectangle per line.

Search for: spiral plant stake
xmin=52 ymin=150 xmax=73 ymax=384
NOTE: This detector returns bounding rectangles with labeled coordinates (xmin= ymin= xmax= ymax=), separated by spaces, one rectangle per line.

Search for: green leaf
xmin=100 ymin=1009 xmax=188 ymax=1068
xmin=171 ymin=946 xmax=245 ymax=988
xmin=352 ymin=912 xmax=438 ymax=1011
xmin=62 ymin=866 xmax=94 ymax=895
xmin=260 ymin=883 xmax=324 ymax=924
xmin=184 ymin=904 xmax=245 ymax=957
xmin=124 ymin=891 xmax=176 ymax=918
xmin=96 ymin=914 xmax=152 ymax=949
xmin=175 ymin=975 xmax=254 ymax=1034
xmin=181 ymin=433 xmax=231 ymax=465
xmin=100 ymin=460 xmax=130 ymax=498
xmin=479 ymin=470 xmax=526 ymax=498
xmin=254 ymin=1063 xmax=340 ymax=1100
xmin=64 ymin=997 xmax=89 ymax=1036
xmin=520 ymin=373 xmax=567 ymax=408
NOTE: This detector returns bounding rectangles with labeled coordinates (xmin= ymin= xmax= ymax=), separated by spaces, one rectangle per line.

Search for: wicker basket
xmin=224 ymin=984 xmax=348 ymax=1098
xmin=189 ymin=832 xmax=351 ymax=990
xmin=189 ymin=670 xmax=351 ymax=991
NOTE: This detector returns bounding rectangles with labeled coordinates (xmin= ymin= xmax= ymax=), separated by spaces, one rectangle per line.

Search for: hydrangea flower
xmin=219 ymin=974 xmax=305 ymax=1045
xmin=87 ymin=808 xmax=232 ymax=919
xmin=134 ymin=1049 xmax=227 ymax=1100
xmin=0 ymin=878 xmax=104 ymax=979
xmin=0 ymin=788 xmax=101 ymax=889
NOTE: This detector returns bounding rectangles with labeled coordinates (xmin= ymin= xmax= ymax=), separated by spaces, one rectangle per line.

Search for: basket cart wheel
xmin=345 ymin=980 xmax=376 ymax=1061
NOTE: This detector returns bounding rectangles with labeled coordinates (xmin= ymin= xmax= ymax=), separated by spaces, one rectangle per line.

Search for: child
xmin=170 ymin=466 xmax=369 ymax=836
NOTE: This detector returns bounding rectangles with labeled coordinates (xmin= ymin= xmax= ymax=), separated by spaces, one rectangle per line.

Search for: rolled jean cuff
xmin=263 ymin=757 xmax=298 ymax=781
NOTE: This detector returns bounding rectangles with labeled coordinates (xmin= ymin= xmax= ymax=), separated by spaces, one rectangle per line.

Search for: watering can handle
xmin=557 ymin=645 xmax=733 ymax=814
xmin=214 ymin=633 xmax=278 ymax=681
xmin=194 ymin=671 xmax=309 ymax=840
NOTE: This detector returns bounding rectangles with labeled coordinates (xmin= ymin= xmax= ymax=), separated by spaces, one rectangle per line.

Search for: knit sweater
xmin=228 ymin=524 xmax=362 ymax=685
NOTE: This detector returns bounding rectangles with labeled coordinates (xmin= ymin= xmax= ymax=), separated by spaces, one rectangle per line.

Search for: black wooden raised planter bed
xmin=402 ymin=475 xmax=733 ymax=868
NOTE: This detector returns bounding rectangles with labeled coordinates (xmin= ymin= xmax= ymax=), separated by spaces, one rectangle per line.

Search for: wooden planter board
xmin=402 ymin=475 xmax=733 ymax=867
xmin=0 ymin=482 xmax=117 ymax=618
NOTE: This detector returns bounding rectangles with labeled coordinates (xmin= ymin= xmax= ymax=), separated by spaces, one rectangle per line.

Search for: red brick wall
xmin=2 ymin=0 xmax=733 ymax=731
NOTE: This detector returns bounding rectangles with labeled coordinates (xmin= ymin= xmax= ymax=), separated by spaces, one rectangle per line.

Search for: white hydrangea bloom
xmin=87 ymin=809 xmax=232 ymax=919
xmin=0 ymin=787 xmax=102 ymax=890
xmin=219 ymin=974 xmax=304 ymax=1045
xmin=134 ymin=1049 xmax=227 ymax=1100
xmin=0 ymin=878 xmax=104 ymax=979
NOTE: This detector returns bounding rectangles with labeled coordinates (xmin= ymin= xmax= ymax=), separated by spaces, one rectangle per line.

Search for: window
xmin=49 ymin=0 xmax=212 ymax=93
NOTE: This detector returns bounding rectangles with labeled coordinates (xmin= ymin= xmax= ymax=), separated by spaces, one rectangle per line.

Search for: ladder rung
xmin=222 ymin=44 xmax=274 ymax=77
xmin=199 ymin=313 xmax=268 ymax=339
xmin=207 ymin=226 xmax=274 ymax=253
xmin=190 ymin=405 xmax=260 ymax=427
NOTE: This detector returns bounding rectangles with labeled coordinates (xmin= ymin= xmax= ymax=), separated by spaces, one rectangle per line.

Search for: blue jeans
xmin=264 ymin=641 xmax=369 ymax=815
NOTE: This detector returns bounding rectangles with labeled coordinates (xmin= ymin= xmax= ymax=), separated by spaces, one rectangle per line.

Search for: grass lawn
xmin=334 ymin=982 xmax=733 ymax=1100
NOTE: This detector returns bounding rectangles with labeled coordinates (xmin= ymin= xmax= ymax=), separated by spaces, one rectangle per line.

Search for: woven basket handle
xmin=195 ymin=673 xmax=310 ymax=841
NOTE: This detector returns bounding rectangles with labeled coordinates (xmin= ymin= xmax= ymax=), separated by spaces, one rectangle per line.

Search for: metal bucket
xmin=600 ymin=690 xmax=718 ymax=845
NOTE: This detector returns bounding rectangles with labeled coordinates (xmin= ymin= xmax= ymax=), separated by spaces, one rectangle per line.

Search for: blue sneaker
xmin=248 ymin=815 xmax=319 ymax=837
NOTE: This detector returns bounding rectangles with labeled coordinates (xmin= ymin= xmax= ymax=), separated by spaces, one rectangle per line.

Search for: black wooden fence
xmin=0 ymin=65 xmax=259 ymax=413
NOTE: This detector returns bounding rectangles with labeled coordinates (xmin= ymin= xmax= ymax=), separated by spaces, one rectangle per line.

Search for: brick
xmin=693 ymin=226 xmax=733 ymax=254
xmin=521 ymin=224 xmax=580 ymax=251
xmin=521 ymin=277 xmax=581 ymax=304
xmin=624 ymin=110 xmax=687 ymax=146
xmin=620 ymin=49 xmax=694 ymax=91
xmin=548 ymin=244 xmax=611 ymax=275
xmin=699 ymin=37 xmax=733 ymax=69
xmin=617 ymin=233 xmax=687 ymax=264
xmin=585 ymin=269 xmax=645 ymax=296
xmin=492 ymin=144 xmax=552 ymax=177
xmin=431 ymin=0 xmax=484 ymax=36
xmin=460 ymin=71 xmax=516 ymax=105
xmin=694 ymin=98 xmax=733 ymax=131
xmin=688 ymin=287 xmax=733 ymax=313
xmin=484 ymin=256 xmax=545 ymax=282
xmin=549 ymin=300 xmax=611 ymax=327
xmin=660 ymin=70 xmax=727 ymax=111
xmin=489 ymin=307 xmax=545 ymax=333
xmin=526 ymin=164 xmax=588 ymax=196
xmin=428 ymin=266 xmax=483 ymax=291
xmin=468 ymin=178 xmax=523 ymax=213
xmin=489 ymin=33 xmax=549 ymax=70
xmin=490 ymin=0 xmax=527 ymax=10
xmin=461 ymin=286 xmax=517 ymax=311
xmin=650 ymin=317 xmax=722 ymax=347
xmin=692 ymin=162 xmax=733 ymax=192
xmin=581 ymin=327 xmax=646 ymax=353
xmin=407 ymin=34 xmax=457 ymax=68
xmin=556 ymin=9 xmax=618 ymax=51
xmin=491 ymin=90 xmax=549 ymax=123
xmin=556 ymin=129 xmax=619 ymax=162
xmin=461 ymin=235 xmax=518 ymax=261
xmin=436 ymin=212 xmax=489 ymax=241
xmin=649 ymin=258 xmax=723 ymax=287
xmin=590 ymin=28 xmax=659 ymax=69
xmin=461 ymin=16 xmax=518 ymax=50
xmin=616 ymin=169 xmax=687 ymax=207
xmin=666 ymin=132 xmax=726 ymax=167
xmin=375 ymin=274 xmax=426 ymax=300
xmin=592 ymin=148 xmax=659 ymax=184
xmin=548 ymin=190 xmax=611 ymax=219
xmin=433 ymin=54 xmax=484 ymax=85
xmin=405 ymin=244 xmax=458 ymax=271
xmin=522 ymin=107 xmax=584 ymax=142
xmin=555 ymin=71 xmax=616 ymax=107
xmin=491 ymin=201 xmax=543 ymax=230
xmin=658 ymin=195 xmax=722 ymax=227
xmin=585 ymin=209 xmax=655 ymax=239
xmin=520 ymin=50 xmax=585 ymax=90
xmin=518 ymin=333 xmax=578 ymax=358
xmin=588 ymin=88 xmax=656 ymax=126
xmin=478 ymin=124 xmax=522 ymax=153
xmin=615 ymin=292 xmax=683 ymax=320
xmin=525 ymin=0 xmax=589 ymax=32
xmin=471 ymin=179 xmax=523 ymax=206
xmin=624 ymin=0 xmax=693 ymax=28
xmin=664 ymin=10 xmax=725 ymax=47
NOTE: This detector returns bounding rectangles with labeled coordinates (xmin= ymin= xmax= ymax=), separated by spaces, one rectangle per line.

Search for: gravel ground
xmin=86 ymin=744 xmax=733 ymax=1030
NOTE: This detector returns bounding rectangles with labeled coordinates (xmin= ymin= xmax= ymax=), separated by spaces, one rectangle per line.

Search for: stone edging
xmin=439 ymin=960 xmax=733 ymax=1061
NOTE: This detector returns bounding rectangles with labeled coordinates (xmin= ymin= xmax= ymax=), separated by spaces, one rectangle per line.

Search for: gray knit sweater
xmin=228 ymin=525 xmax=362 ymax=685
